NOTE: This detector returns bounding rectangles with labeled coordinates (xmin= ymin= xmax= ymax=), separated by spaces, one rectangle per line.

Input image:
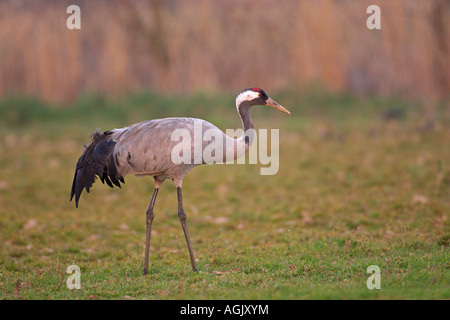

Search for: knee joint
xmin=146 ymin=209 xmax=155 ymax=220
xmin=178 ymin=210 xmax=186 ymax=221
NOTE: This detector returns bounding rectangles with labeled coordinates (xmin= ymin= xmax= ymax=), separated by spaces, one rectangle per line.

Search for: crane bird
xmin=70 ymin=87 xmax=290 ymax=275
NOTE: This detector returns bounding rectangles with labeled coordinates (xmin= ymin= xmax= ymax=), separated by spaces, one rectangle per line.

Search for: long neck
xmin=237 ymin=103 xmax=255 ymax=146
xmin=239 ymin=104 xmax=254 ymax=132
xmin=219 ymin=102 xmax=256 ymax=163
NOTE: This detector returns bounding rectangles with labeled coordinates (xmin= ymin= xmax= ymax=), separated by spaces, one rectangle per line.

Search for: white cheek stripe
xmin=236 ymin=91 xmax=260 ymax=109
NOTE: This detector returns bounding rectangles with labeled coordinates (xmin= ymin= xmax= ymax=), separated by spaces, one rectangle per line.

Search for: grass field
xmin=0 ymin=89 xmax=448 ymax=299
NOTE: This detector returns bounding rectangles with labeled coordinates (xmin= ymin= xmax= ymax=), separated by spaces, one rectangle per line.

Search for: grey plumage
xmin=70 ymin=88 xmax=290 ymax=274
xmin=70 ymin=130 xmax=118 ymax=208
xmin=70 ymin=118 xmax=229 ymax=207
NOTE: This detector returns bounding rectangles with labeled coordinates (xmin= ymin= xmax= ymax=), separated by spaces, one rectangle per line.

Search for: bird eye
xmin=258 ymin=93 xmax=263 ymax=97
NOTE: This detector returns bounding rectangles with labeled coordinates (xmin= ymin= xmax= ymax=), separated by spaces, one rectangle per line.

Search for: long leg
xmin=143 ymin=187 xmax=159 ymax=276
xmin=177 ymin=187 xmax=198 ymax=271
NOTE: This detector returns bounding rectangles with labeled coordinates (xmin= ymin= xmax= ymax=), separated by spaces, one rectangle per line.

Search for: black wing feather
xmin=70 ymin=131 xmax=125 ymax=207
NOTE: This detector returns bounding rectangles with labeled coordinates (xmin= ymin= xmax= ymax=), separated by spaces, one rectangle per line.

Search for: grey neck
xmin=238 ymin=104 xmax=255 ymax=146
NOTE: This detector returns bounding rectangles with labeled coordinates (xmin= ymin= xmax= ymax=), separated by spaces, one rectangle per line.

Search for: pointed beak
xmin=265 ymin=97 xmax=291 ymax=115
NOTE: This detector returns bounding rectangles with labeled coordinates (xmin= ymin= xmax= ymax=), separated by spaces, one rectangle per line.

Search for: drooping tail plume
xmin=70 ymin=131 xmax=124 ymax=207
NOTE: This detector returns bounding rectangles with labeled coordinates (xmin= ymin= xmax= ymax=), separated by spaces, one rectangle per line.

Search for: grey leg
xmin=177 ymin=187 xmax=198 ymax=271
xmin=143 ymin=187 xmax=159 ymax=276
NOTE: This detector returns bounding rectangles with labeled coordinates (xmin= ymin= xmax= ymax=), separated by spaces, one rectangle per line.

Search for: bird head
xmin=236 ymin=87 xmax=290 ymax=115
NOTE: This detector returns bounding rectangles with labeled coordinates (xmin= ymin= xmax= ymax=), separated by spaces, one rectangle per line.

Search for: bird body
xmin=70 ymin=88 xmax=290 ymax=274
xmin=114 ymin=117 xmax=252 ymax=177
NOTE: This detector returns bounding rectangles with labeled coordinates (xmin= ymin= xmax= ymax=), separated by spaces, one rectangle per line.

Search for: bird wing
xmin=110 ymin=118 xmax=231 ymax=177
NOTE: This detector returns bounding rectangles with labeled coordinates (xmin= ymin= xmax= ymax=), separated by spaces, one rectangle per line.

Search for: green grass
xmin=0 ymin=89 xmax=448 ymax=299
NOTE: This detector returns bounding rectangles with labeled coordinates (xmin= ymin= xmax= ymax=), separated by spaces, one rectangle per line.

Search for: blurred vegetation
xmin=0 ymin=86 xmax=447 ymax=130
xmin=0 ymin=0 xmax=448 ymax=104
xmin=0 ymin=0 xmax=448 ymax=301
xmin=0 ymin=88 xmax=448 ymax=299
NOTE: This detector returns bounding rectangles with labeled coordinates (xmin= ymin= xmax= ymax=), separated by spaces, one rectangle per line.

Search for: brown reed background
xmin=0 ymin=0 xmax=448 ymax=104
